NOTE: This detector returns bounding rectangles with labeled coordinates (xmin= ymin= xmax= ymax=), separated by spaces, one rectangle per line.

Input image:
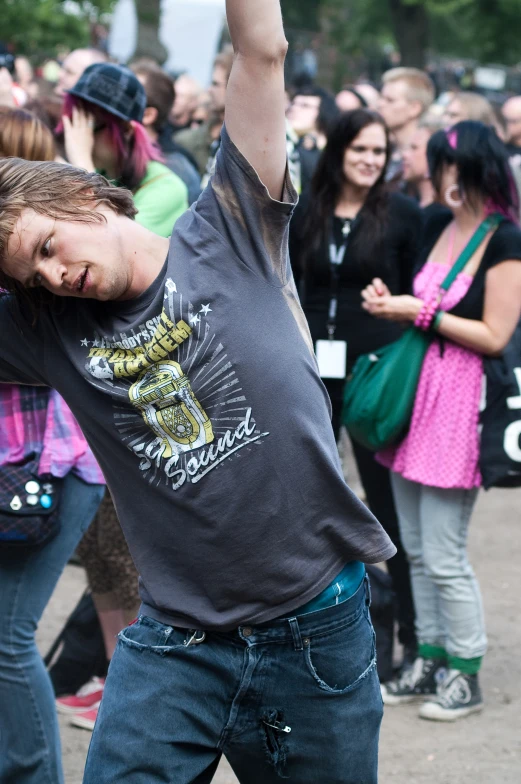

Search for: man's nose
xmin=42 ymin=261 xmax=67 ymax=289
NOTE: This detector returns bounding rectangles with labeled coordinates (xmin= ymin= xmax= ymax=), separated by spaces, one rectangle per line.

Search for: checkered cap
xmin=67 ymin=63 xmax=147 ymax=123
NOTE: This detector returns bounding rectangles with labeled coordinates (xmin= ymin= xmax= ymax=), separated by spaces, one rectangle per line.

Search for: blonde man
xmin=379 ymin=67 xmax=435 ymax=179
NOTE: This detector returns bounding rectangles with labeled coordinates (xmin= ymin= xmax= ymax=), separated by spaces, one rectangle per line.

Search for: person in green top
xmin=61 ymin=63 xmax=188 ymax=237
xmin=133 ymin=159 xmax=188 ymax=237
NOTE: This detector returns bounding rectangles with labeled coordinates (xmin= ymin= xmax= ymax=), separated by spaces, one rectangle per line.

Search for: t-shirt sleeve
xmin=0 ymin=296 xmax=48 ymax=385
xmin=193 ymin=125 xmax=298 ymax=284
xmin=485 ymin=221 xmax=521 ymax=269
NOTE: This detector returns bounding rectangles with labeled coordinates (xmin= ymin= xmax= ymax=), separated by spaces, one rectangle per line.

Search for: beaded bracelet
xmin=414 ymin=298 xmax=438 ymax=331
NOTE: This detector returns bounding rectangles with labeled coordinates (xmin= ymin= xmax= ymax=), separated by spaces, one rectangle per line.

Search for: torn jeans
xmin=84 ymin=576 xmax=382 ymax=783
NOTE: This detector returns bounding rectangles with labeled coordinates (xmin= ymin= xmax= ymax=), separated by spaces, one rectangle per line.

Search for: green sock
xmin=418 ymin=643 xmax=447 ymax=661
xmin=448 ymin=655 xmax=482 ymax=675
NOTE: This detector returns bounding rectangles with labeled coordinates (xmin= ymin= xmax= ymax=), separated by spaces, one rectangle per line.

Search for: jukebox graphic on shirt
xmin=82 ymin=278 xmax=269 ymax=490
xmin=128 ymin=359 xmax=214 ymax=458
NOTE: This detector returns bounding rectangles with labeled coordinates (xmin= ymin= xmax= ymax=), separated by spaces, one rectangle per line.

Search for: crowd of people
xmin=0 ymin=3 xmax=521 ymax=781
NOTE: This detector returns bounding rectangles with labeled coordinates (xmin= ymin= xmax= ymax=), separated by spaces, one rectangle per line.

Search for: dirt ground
xmin=37 ymin=443 xmax=521 ymax=783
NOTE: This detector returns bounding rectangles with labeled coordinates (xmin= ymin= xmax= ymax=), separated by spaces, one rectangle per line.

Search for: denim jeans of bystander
xmin=0 ymin=474 xmax=105 ymax=784
xmin=390 ymin=472 xmax=486 ymax=665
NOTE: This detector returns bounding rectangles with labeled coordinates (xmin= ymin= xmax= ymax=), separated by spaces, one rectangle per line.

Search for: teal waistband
xmin=292 ymin=561 xmax=366 ymax=617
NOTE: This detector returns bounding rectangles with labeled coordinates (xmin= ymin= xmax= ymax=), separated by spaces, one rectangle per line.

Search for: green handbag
xmin=341 ymin=214 xmax=503 ymax=452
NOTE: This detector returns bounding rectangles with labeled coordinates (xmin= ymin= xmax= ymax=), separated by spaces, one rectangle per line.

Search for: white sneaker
xmin=419 ymin=670 xmax=483 ymax=722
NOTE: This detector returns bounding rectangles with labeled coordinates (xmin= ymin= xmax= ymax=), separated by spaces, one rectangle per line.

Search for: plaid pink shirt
xmin=0 ymin=384 xmax=105 ymax=485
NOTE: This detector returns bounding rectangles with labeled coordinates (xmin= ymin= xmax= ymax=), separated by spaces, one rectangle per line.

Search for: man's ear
xmin=142 ymin=106 xmax=158 ymax=128
xmin=408 ymin=99 xmax=424 ymax=123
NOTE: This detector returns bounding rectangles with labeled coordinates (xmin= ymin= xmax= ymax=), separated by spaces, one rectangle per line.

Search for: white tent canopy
xmin=109 ymin=0 xmax=226 ymax=87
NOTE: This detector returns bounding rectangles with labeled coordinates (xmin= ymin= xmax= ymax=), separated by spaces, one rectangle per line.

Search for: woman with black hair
xmin=363 ymin=121 xmax=521 ymax=720
xmin=290 ymin=108 xmax=423 ymax=669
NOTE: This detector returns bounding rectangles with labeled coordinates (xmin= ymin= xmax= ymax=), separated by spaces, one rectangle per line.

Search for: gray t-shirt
xmin=0 ymin=128 xmax=395 ymax=630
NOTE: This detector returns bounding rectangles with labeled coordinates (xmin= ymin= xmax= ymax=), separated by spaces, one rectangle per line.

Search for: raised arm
xmin=224 ymin=0 xmax=288 ymax=201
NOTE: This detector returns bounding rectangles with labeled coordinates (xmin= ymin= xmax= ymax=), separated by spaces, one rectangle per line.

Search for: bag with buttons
xmin=0 ymin=453 xmax=63 ymax=547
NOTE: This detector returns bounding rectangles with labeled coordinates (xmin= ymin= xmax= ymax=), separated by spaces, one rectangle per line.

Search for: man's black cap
xmin=67 ymin=63 xmax=147 ymax=123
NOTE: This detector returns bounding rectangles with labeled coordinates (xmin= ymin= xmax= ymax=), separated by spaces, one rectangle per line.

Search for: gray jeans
xmin=390 ymin=473 xmax=487 ymax=661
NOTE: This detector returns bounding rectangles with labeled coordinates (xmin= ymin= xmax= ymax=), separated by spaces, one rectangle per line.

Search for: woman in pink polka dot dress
xmin=362 ymin=121 xmax=521 ymax=722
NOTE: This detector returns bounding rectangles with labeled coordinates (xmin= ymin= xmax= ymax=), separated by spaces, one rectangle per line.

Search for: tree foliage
xmin=4 ymin=0 xmax=521 ymax=74
xmin=282 ymin=0 xmax=521 ymax=71
xmin=0 ymin=0 xmax=115 ymax=58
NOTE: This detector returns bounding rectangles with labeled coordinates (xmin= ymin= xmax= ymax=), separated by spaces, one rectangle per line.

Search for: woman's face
xmin=342 ymin=123 xmax=387 ymax=190
xmin=92 ymin=124 xmax=121 ymax=176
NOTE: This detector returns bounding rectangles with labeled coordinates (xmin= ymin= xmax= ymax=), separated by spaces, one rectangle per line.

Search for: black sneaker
xmin=419 ymin=670 xmax=483 ymax=721
xmin=381 ymin=657 xmax=445 ymax=706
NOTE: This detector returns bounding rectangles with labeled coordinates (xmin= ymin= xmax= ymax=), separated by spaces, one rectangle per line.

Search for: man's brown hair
xmin=131 ymin=60 xmax=176 ymax=133
xmin=382 ymin=67 xmax=435 ymax=114
xmin=0 ymin=158 xmax=137 ymax=302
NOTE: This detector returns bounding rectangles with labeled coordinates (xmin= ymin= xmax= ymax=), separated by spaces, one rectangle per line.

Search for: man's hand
xmin=225 ymin=0 xmax=288 ymax=200
xmin=62 ymin=107 xmax=96 ymax=172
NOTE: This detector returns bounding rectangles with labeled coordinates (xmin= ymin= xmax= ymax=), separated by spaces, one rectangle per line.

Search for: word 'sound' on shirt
xmin=0 ymin=127 xmax=396 ymax=631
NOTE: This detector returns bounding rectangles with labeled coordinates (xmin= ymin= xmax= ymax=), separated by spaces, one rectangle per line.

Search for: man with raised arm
xmin=0 ymin=2 xmax=394 ymax=781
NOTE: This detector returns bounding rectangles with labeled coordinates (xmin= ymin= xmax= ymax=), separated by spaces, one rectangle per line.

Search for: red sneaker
xmin=70 ymin=705 xmax=99 ymax=732
xmin=55 ymin=677 xmax=105 ymax=715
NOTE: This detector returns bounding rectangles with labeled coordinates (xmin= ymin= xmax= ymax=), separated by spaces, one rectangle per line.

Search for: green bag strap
xmin=440 ymin=213 xmax=504 ymax=293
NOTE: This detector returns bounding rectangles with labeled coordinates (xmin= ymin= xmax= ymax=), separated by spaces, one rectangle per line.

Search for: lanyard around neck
xmin=327 ymin=217 xmax=352 ymax=338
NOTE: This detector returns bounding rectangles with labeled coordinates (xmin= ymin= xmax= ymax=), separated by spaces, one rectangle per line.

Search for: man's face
xmin=502 ymin=99 xmax=521 ymax=147
xmin=55 ymin=51 xmax=91 ymax=97
xmin=286 ymin=94 xmax=321 ymax=137
xmin=208 ymin=65 xmax=227 ymax=113
xmin=378 ymin=80 xmax=418 ymax=132
xmin=172 ymin=75 xmax=199 ymax=126
xmin=3 ymin=207 xmax=130 ymax=301
xmin=402 ymin=127 xmax=431 ymax=183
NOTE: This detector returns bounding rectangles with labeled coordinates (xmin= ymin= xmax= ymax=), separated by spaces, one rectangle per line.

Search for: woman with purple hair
xmin=362 ymin=121 xmax=521 ymax=721
xmin=61 ymin=63 xmax=188 ymax=238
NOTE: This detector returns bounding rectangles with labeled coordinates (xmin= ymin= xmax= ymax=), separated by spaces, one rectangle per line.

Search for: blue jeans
xmin=0 ymin=474 xmax=104 ymax=784
xmin=84 ymin=576 xmax=382 ymax=783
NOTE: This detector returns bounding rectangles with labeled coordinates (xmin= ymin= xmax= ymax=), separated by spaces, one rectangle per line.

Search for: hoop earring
xmin=445 ymin=184 xmax=463 ymax=209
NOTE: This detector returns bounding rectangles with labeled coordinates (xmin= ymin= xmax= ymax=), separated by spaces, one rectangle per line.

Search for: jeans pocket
xmin=118 ymin=616 xmax=186 ymax=654
xmin=304 ymin=607 xmax=377 ymax=694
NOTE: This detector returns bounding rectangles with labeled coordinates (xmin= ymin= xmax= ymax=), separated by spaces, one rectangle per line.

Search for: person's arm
xmin=361 ymin=260 xmax=521 ymax=356
xmin=224 ymin=0 xmax=288 ymax=201
xmin=435 ymin=261 xmax=521 ymax=355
